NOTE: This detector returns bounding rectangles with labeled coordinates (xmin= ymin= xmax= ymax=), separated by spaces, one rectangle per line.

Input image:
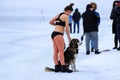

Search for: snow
xmin=0 ymin=0 xmax=120 ymax=80
xmin=0 ymin=18 xmax=120 ymax=80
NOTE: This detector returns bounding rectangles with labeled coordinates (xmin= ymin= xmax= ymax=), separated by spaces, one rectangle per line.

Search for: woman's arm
xmin=49 ymin=15 xmax=58 ymax=26
xmin=64 ymin=15 xmax=72 ymax=42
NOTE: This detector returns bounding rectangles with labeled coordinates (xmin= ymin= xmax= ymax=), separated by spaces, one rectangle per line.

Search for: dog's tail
xmin=45 ymin=67 xmax=55 ymax=72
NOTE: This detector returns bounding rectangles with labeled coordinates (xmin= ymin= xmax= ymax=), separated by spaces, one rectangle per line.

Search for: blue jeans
xmin=73 ymin=22 xmax=80 ymax=33
xmin=85 ymin=31 xmax=99 ymax=51
xmin=91 ymin=40 xmax=94 ymax=48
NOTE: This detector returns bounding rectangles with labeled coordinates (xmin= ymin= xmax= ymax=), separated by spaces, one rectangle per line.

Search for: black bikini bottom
xmin=51 ymin=31 xmax=63 ymax=39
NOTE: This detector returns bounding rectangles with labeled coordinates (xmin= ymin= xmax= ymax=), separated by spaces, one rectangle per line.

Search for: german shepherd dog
xmin=45 ymin=38 xmax=82 ymax=72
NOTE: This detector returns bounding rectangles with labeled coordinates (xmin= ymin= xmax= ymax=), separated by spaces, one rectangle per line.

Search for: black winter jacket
xmin=72 ymin=10 xmax=81 ymax=22
xmin=82 ymin=10 xmax=99 ymax=33
xmin=114 ymin=6 xmax=120 ymax=27
xmin=110 ymin=8 xmax=117 ymax=34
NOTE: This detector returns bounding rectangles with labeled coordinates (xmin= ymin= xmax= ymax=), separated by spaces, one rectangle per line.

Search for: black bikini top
xmin=55 ymin=13 xmax=65 ymax=27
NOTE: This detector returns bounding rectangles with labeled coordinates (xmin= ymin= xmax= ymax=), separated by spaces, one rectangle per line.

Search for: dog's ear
xmin=75 ymin=42 xmax=78 ymax=48
xmin=76 ymin=39 xmax=80 ymax=43
xmin=74 ymin=39 xmax=80 ymax=48
xmin=69 ymin=39 xmax=76 ymax=48
xmin=69 ymin=40 xmax=73 ymax=47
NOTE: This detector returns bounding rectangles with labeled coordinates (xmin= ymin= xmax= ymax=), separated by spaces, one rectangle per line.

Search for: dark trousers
xmin=73 ymin=22 xmax=79 ymax=33
xmin=69 ymin=23 xmax=72 ymax=33
xmin=116 ymin=26 xmax=120 ymax=45
xmin=114 ymin=34 xmax=119 ymax=47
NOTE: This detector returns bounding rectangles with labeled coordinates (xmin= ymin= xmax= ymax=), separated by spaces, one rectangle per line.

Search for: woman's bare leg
xmin=54 ymin=35 xmax=65 ymax=65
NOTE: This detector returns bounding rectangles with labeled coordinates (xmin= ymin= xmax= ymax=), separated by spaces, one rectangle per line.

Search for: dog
xmin=45 ymin=38 xmax=82 ymax=72
xmin=64 ymin=38 xmax=82 ymax=72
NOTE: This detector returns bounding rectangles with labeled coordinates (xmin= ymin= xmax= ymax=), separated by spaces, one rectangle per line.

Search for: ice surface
xmin=0 ymin=0 xmax=120 ymax=80
xmin=0 ymin=18 xmax=120 ymax=80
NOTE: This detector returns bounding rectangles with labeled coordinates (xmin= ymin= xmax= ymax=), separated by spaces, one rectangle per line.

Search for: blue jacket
xmin=94 ymin=11 xmax=100 ymax=26
xmin=69 ymin=15 xmax=72 ymax=24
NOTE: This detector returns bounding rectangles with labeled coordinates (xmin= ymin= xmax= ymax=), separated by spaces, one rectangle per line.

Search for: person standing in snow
xmin=113 ymin=1 xmax=120 ymax=51
xmin=72 ymin=8 xmax=81 ymax=33
xmin=90 ymin=2 xmax=100 ymax=52
xmin=69 ymin=15 xmax=73 ymax=33
xmin=49 ymin=3 xmax=74 ymax=73
xmin=110 ymin=0 xmax=120 ymax=49
xmin=82 ymin=4 xmax=101 ymax=55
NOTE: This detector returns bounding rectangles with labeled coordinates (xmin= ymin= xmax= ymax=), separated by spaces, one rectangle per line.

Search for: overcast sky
xmin=0 ymin=0 xmax=114 ymax=17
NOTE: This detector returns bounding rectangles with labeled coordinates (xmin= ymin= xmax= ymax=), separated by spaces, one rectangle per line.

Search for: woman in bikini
xmin=49 ymin=3 xmax=74 ymax=73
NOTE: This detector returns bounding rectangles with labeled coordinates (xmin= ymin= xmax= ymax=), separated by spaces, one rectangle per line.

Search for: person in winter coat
xmin=113 ymin=1 xmax=120 ymax=51
xmin=90 ymin=2 xmax=100 ymax=52
xmin=72 ymin=8 xmax=81 ymax=33
xmin=82 ymin=4 xmax=101 ymax=55
xmin=110 ymin=0 xmax=120 ymax=49
xmin=69 ymin=15 xmax=73 ymax=33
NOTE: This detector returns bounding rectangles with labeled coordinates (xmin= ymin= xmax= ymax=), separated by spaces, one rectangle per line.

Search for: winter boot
xmin=117 ymin=47 xmax=120 ymax=51
xmin=61 ymin=65 xmax=72 ymax=73
xmin=113 ymin=47 xmax=117 ymax=49
xmin=91 ymin=48 xmax=94 ymax=52
xmin=86 ymin=51 xmax=90 ymax=55
xmin=95 ymin=50 xmax=101 ymax=54
xmin=55 ymin=65 xmax=61 ymax=72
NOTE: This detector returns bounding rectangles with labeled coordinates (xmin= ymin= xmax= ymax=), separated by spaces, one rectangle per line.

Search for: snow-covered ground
xmin=0 ymin=17 xmax=120 ymax=80
xmin=0 ymin=0 xmax=120 ymax=80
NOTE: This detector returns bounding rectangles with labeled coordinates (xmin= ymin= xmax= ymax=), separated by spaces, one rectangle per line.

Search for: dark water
xmin=0 ymin=16 xmax=46 ymax=22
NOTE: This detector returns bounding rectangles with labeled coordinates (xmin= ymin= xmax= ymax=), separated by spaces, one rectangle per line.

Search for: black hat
xmin=75 ymin=8 xmax=78 ymax=12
